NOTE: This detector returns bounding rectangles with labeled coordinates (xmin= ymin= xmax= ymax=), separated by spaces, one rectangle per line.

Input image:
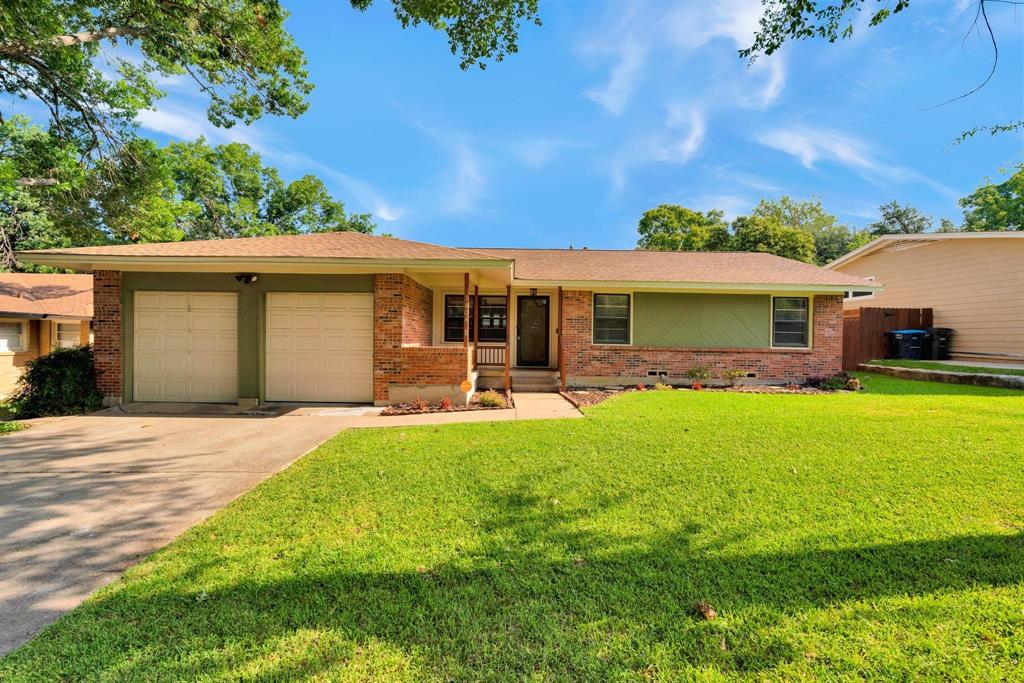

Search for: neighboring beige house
xmin=828 ymin=232 xmax=1024 ymax=362
xmin=0 ymin=273 xmax=94 ymax=398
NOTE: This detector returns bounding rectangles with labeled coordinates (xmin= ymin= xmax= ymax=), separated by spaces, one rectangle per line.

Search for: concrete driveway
xmin=0 ymin=407 xmax=367 ymax=654
xmin=0 ymin=394 xmax=580 ymax=654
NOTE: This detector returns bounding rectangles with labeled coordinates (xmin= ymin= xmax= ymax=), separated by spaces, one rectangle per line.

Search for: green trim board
xmin=121 ymin=272 xmax=372 ymax=402
xmin=633 ymin=292 xmax=771 ymax=348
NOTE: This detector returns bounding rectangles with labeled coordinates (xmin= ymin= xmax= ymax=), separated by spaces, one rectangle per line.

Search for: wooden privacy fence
xmin=843 ymin=307 xmax=934 ymax=371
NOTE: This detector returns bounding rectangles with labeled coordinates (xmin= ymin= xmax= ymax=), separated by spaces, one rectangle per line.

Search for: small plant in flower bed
xmin=478 ymin=390 xmax=506 ymax=408
xmin=438 ymin=396 xmax=453 ymax=411
xmin=686 ymin=366 xmax=713 ymax=381
xmin=722 ymin=369 xmax=746 ymax=386
xmin=654 ymin=382 xmax=674 ymax=391
xmin=806 ymin=373 xmax=861 ymax=392
xmin=691 ymin=382 xmax=703 ymax=391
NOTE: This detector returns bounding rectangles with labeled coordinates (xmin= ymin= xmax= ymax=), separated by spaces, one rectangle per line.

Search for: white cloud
xmin=443 ymin=142 xmax=486 ymax=215
xmin=584 ymin=37 xmax=647 ymax=115
xmin=660 ymin=106 xmax=706 ymax=163
xmin=136 ymin=101 xmax=406 ymax=221
xmin=756 ymin=126 xmax=959 ymax=199
xmin=508 ymin=137 xmax=577 ymax=169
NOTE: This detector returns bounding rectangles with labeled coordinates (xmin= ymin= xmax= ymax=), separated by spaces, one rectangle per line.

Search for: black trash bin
xmin=927 ymin=327 xmax=954 ymax=360
xmin=889 ymin=329 xmax=930 ymax=360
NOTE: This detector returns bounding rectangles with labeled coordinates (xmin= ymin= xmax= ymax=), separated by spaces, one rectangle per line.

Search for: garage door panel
xmin=265 ymin=292 xmax=373 ymax=403
xmin=133 ymin=291 xmax=238 ymax=403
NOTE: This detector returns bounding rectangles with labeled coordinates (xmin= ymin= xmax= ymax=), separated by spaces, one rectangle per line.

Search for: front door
xmin=516 ymin=295 xmax=549 ymax=366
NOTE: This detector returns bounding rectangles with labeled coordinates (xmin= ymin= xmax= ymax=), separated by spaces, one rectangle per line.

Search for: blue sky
xmin=133 ymin=1 xmax=1021 ymax=247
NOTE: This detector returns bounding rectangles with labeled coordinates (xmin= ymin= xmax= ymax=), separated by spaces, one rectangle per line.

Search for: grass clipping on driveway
xmin=4 ymin=374 xmax=1024 ymax=680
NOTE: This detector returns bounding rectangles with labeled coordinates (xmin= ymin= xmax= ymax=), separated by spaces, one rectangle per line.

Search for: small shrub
xmin=806 ymin=373 xmax=855 ymax=391
xmin=722 ymin=369 xmax=746 ymax=386
xmin=691 ymin=382 xmax=703 ymax=391
xmin=412 ymin=397 xmax=430 ymax=412
xmin=686 ymin=366 xmax=713 ymax=380
xmin=10 ymin=346 xmax=102 ymax=418
xmin=478 ymin=390 xmax=506 ymax=408
xmin=635 ymin=383 xmax=647 ymax=391
xmin=438 ymin=396 xmax=453 ymax=411
xmin=654 ymin=382 xmax=674 ymax=391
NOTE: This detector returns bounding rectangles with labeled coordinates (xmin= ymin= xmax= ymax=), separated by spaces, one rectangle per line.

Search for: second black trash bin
xmin=927 ymin=327 xmax=954 ymax=360
xmin=889 ymin=329 xmax=930 ymax=360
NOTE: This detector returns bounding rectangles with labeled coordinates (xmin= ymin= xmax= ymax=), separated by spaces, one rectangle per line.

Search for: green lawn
xmin=3 ymin=374 xmax=1023 ymax=681
xmin=0 ymin=420 xmax=24 ymax=435
xmin=868 ymin=358 xmax=1024 ymax=377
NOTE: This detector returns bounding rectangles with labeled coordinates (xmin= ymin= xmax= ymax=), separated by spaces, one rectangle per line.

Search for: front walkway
xmin=0 ymin=392 xmax=580 ymax=654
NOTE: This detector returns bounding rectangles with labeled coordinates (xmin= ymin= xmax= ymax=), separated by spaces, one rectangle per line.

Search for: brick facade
xmin=373 ymin=273 xmax=470 ymax=403
xmin=562 ymin=290 xmax=843 ymax=384
xmin=93 ymin=270 xmax=123 ymax=402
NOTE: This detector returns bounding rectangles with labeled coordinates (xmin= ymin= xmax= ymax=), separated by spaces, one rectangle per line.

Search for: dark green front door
xmin=516 ymin=295 xmax=549 ymax=366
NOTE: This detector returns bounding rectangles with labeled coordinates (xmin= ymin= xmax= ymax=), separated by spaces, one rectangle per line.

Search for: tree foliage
xmin=751 ymin=196 xmax=867 ymax=264
xmin=959 ymin=164 xmax=1023 ymax=232
xmin=0 ymin=0 xmax=541 ymax=160
xmin=741 ymin=0 xmax=1020 ymax=142
xmin=636 ymin=204 xmax=731 ymax=252
xmin=731 ymin=215 xmax=817 ymax=263
xmin=869 ymin=200 xmax=932 ymax=235
xmin=1 ymin=117 xmax=373 ymax=270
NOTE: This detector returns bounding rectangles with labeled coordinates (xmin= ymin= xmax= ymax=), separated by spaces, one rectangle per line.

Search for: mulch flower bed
xmin=380 ymin=390 xmax=514 ymax=416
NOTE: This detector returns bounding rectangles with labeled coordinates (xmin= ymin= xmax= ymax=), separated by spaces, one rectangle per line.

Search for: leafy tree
xmin=936 ymin=218 xmax=961 ymax=233
xmin=751 ymin=196 xmax=853 ymax=264
xmin=731 ymin=215 xmax=817 ymax=263
xmin=1 ymin=118 xmax=373 ymax=269
xmin=0 ymin=0 xmax=541 ymax=160
xmin=741 ymin=1 xmax=1019 ymax=142
xmin=959 ymin=164 xmax=1023 ymax=231
xmin=165 ymin=138 xmax=373 ymax=240
xmin=868 ymin=201 xmax=932 ymax=235
xmin=636 ymin=204 xmax=731 ymax=251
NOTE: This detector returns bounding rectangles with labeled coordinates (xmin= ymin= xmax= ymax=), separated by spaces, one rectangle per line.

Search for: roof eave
xmin=510 ymin=279 xmax=881 ymax=293
xmin=14 ymin=252 xmax=514 ymax=273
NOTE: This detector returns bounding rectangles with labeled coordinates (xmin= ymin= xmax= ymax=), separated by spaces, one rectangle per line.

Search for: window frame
xmin=443 ymin=294 xmax=475 ymax=343
xmin=476 ymin=295 xmax=508 ymax=343
xmin=0 ymin=319 xmax=28 ymax=353
xmin=443 ymin=294 xmax=510 ymax=344
xmin=771 ymin=296 xmax=811 ymax=349
xmin=592 ymin=293 xmax=632 ymax=345
xmin=54 ymin=321 xmax=81 ymax=349
xmin=844 ymin=276 xmax=876 ymax=301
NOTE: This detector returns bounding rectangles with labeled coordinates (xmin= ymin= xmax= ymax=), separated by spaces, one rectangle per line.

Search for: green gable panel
xmin=121 ymin=272 xmax=373 ymax=402
xmin=634 ymin=292 xmax=771 ymax=348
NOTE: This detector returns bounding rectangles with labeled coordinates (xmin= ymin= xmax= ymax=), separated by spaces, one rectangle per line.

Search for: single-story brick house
xmin=1 ymin=273 xmax=94 ymax=398
xmin=17 ymin=232 xmax=877 ymax=406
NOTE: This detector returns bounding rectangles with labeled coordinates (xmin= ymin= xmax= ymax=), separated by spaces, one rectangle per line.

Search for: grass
xmin=3 ymin=374 xmax=1023 ymax=680
xmin=867 ymin=358 xmax=1024 ymax=377
xmin=0 ymin=420 xmax=25 ymax=435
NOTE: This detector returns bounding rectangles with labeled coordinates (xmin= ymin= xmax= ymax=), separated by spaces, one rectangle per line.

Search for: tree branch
xmin=0 ymin=27 xmax=145 ymax=57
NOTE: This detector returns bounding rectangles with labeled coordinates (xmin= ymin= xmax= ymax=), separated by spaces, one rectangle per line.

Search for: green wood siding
xmin=121 ymin=273 xmax=373 ymax=402
xmin=633 ymin=292 xmax=771 ymax=348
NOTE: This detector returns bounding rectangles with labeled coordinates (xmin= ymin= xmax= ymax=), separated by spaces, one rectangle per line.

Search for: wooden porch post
xmin=463 ymin=273 xmax=470 ymax=351
xmin=504 ymin=284 xmax=511 ymax=392
xmin=473 ymin=285 xmax=480 ymax=366
xmin=558 ymin=286 xmax=566 ymax=391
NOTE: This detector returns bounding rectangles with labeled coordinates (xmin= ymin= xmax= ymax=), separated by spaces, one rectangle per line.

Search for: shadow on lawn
xmin=12 ymin=483 xmax=1024 ymax=680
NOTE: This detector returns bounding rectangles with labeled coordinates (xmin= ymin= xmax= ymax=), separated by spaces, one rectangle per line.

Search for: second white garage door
xmin=265 ymin=292 xmax=374 ymax=403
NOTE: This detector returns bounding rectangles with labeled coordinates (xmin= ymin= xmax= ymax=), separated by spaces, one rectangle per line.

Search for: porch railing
xmin=475 ymin=345 xmax=506 ymax=366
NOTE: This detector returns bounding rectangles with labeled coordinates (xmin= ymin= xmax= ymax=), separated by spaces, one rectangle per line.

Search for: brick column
xmin=373 ymin=274 xmax=403 ymax=404
xmin=93 ymin=270 xmax=123 ymax=405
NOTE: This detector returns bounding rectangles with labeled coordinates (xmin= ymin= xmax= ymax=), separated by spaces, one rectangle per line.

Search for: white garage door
xmin=265 ymin=292 xmax=373 ymax=403
xmin=133 ymin=292 xmax=238 ymax=402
